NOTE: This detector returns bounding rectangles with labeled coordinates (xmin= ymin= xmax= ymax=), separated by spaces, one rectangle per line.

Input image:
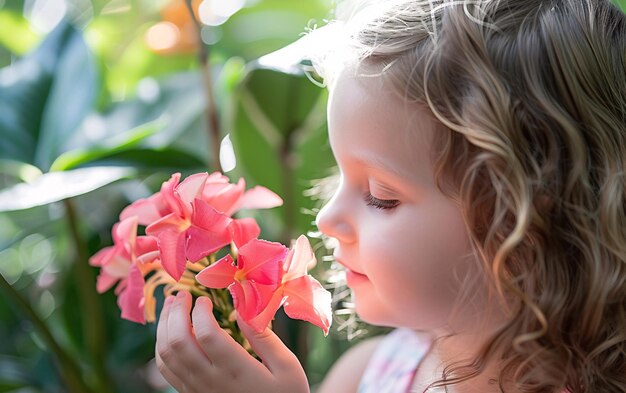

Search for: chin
xmin=358 ymin=307 xmax=447 ymax=331
xmin=353 ymin=303 xmax=401 ymax=328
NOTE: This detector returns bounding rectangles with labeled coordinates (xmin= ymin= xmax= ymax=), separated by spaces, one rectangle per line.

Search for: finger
xmin=192 ymin=297 xmax=273 ymax=378
xmin=155 ymin=350 xmax=186 ymax=392
xmin=163 ymin=291 xmax=211 ymax=371
xmin=236 ymin=314 xmax=305 ymax=376
xmin=156 ymin=296 xmax=188 ymax=391
xmin=155 ymin=295 xmax=174 ymax=365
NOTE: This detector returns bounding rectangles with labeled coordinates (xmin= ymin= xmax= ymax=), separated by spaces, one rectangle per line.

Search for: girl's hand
xmin=155 ymin=291 xmax=310 ymax=393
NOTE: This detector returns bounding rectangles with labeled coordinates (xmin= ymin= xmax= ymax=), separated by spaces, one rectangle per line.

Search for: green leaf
xmin=229 ymin=41 xmax=335 ymax=237
xmin=242 ymin=67 xmax=321 ymax=139
xmin=84 ymin=147 xmax=207 ymax=171
xmin=0 ymin=10 xmax=40 ymax=55
xmin=0 ymin=159 xmax=43 ymax=182
xmin=613 ymin=0 xmax=626 ymax=12
xmin=0 ymin=54 xmax=52 ymax=164
xmin=49 ymin=118 xmax=165 ymax=171
xmin=0 ymin=355 xmax=30 ymax=391
xmin=219 ymin=0 xmax=331 ymax=61
xmin=75 ymin=71 xmax=210 ymax=164
xmin=34 ymin=24 xmax=99 ymax=170
xmin=0 ymin=21 xmax=97 ymax=170
xmin=0 ymin=166 xmax=135 ymax=212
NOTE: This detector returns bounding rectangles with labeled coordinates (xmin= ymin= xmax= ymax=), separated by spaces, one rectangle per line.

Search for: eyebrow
xmin=352 ymin=154 xmax=414 ymax=183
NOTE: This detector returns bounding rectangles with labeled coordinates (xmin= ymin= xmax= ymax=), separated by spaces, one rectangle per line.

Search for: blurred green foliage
xmin=0 ymin=0 xmax=358 ymax=392
xmin=6 ymin=0 xmax=621 ymax=391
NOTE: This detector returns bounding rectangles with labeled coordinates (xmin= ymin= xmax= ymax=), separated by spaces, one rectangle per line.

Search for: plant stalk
xmin=0 ymin=272 xmax=90 ymax=393
xmin=184 ymin=0 xmax=223 ymax=173
xmin=64 ymin=199 xmax=113 ymax=393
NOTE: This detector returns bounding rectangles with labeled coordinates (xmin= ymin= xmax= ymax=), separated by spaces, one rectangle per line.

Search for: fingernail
xmin=176 ymin=291 xmax=185 ymax=299
xmin=165 ymin=296 xmax=174 ymax=305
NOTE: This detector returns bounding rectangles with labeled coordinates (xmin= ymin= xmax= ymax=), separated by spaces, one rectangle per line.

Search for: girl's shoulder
xmin=315 ymin=329 xmax=432 ymax=393
xmin=314 ymin=334 xmax=386 ymax=393
xmin=358 ymin=328 xmax=432 ymax=393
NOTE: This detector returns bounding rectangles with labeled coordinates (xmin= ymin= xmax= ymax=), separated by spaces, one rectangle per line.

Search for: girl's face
xmin=316 ymin=66 xmax=489 ymax=331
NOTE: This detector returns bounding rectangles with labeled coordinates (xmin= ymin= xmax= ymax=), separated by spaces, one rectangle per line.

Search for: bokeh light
xmin=24 ymin=0 xmax=67 ymax=33
xmin=198 ymin=0 xmax=246 ymax=26
xmin=145 ymin=21 xmax=181 ymax=52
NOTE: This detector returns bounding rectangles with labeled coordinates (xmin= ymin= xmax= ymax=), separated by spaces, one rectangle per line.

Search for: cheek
xmin=363 ymin=205 xmax=475 ymax=306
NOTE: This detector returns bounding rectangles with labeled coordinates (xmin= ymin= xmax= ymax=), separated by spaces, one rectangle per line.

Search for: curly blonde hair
xmin=309 ymin=0 xmax=626 ymax=391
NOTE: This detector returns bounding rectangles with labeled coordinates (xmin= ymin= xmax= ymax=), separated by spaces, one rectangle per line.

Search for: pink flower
xmin=200 ymin=172 xmax=282 ymax=249
xmin=144 ymin=173 xmax=233 ymax=281
xmin=196 ymin=235 xmax=332 ymax=335
xmin=196 ymin=239 xmax=288 ymax=323
xmin=89 ymin=216 xmax=159 ymax=324
xmin=119 ymin=173 xmax=179 ymax=225
xmin=248 ymin=235 xmax=332 ymax=335
xmin=121 ymin=172 xmax=283 ymax=223
xmin=202 ymin=172 xmax=283 ymax=216
xmin=120 ymin=172 xmax=282 ymax=281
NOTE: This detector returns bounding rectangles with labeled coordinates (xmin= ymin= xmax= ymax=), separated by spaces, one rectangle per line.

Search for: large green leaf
xmin=0 ymin=20 xmax=98 ymax=171
xmin=83 ymin=148 xmax=207 ymax=171
xmin=219 ymin=0 xmax=332 ymax=61
xmin=49 ymin=119 xmax=164 ymax=171
xmin=0 ymin=166 xmax=134 ymax=212
xmin=0 ymin=20 xmax=212 ymax=194
xmin=229 ymin=38 xmax=335 ymax=238
xmin=66 ymin=70 xmax=212 ymax=166
xmin=34 ymin=28 xmax=99 ymax=170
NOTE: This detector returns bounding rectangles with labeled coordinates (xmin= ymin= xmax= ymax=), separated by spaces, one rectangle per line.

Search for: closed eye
xmin=363 ymin=192 xmax=400 ymax=210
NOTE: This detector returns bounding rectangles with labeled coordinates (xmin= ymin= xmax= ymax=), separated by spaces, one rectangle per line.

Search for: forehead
xmin=327 ymin=66 xmax=438 ymax=186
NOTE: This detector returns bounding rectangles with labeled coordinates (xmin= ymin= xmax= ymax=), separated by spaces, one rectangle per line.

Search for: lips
xmin=333 ymin=254 xmax=364 ymax=275
xmin=344 ymin=269 xmax=369 ymax=286
xmin=333 ymin=254 xmax=369 ymax=285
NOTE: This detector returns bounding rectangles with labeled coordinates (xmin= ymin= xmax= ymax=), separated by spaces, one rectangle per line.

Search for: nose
xmin=315 ymin=185 xmax=356 ymax=244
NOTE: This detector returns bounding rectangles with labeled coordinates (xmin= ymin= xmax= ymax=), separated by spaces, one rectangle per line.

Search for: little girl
xmin=154 ymin=0 xmax=626 ymax=392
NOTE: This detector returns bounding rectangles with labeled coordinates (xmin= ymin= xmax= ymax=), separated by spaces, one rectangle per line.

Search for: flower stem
xmin=64 ymin=199 xmax=113 ymax=393
xmin=183 ymin=0 xmax=222 ymax=172
xmin=0 ymin=272 xmax=91 ymax=393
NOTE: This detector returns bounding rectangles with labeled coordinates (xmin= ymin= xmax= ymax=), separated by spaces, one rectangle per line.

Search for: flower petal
xmin=95 ymin=269 xmax=119 ymax=293
xmin=89 ymin=246 xmax=115 ymax=267
xmin=283 ymin=275 xmax=332 ymax=336
xmin=102 ymin=254 xmax=131 ymax=279
xmin=196 ymin=255 xmax=237 ymax=289
xmin=186 ymin=199 xmax=232 ymax=262
xmin=176 ymin=172 xmax=208 ymax=216
xmin=118 ymin=264 xmax=146 ymax=324
xmin=135 ymin=236 xmax=159 ymax=258
xmin=230 ymin=280 xmax=278 ymax=322
xmin=146 ymin=213 xmax=189 ymax=281
xmin=160 ymin=173 xmax=184 ymax=217
xmin=203 ymin=177 xmax=245 ymax=215
xmin=137 ymin=250 xmax=160 ymax=265
xmin=283 ymin=235 xmax=316 ymax=282
xmin=119 ymin=193 xmax=167 ymax=225
xmin=237 ymin=239 xmax=287 ymax=285
xmin=206 ymin=171 xmax=230 ymax=184
xmin=114 ymin=216 xmax=138 ymax=253
xmin=234 ymin=185 xmax=283 ymax=213
xmin=229 ymin=281 xmax=256 ymax=321
xmin=246 ymin=290 xmax=285 ymax=333
xmin=228 ymin=218 xmax=260 ymax=249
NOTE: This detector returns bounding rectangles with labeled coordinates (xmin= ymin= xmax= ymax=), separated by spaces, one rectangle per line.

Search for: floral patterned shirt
xmin=358 ymin=328 xmax=432 ymax=393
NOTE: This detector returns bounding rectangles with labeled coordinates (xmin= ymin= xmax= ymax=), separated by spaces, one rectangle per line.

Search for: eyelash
xmin=363 ymin=192 xmax=400 ymax=210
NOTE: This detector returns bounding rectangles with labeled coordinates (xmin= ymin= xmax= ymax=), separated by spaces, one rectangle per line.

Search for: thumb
xmin=236 ymin=315 xmax=302 ymax=375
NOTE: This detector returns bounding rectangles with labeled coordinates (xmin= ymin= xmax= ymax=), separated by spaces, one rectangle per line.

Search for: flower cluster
xmin=90 ymin=172 xmax=332 ymax=341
